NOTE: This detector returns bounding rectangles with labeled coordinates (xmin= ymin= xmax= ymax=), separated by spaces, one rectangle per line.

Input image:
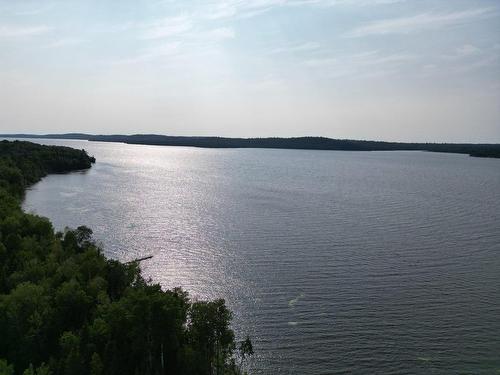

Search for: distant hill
xmin=1 ymin=133 xmax=499 ymax=158
xmin=1 ymin=133 xmax=91 ymax=140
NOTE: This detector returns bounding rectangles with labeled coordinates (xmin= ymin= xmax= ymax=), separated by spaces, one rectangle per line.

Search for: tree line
xmin=2 ymin=134 xmax=499 ymax=158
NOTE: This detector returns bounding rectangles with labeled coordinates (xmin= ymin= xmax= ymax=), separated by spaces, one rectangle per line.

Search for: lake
xmin=21 ymin=138 xmax=500 ymax=374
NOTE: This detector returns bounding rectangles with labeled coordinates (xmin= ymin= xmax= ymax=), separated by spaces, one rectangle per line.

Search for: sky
xmin=0 ymin=0 xmax=499 ymax=142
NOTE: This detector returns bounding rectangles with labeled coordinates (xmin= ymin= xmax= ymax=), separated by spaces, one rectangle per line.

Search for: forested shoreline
xmin=0 ymin=140 xmax=252 ymax=375
xmin=2 ymin=134 xmax=499 ymax=158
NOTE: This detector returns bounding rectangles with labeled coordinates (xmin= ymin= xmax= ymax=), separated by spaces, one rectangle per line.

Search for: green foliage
xmin=89 ymin=354 xmax=102 ymax=375
xmin=22 ymin=363 xmax=52 ymax=375
xmin=238 ymin=337 xmax=253 ymax=367
xmin=0 ymin=141 xmax=252 ymax=375
xmin=0 ymin=360 xmax=14 ymax=375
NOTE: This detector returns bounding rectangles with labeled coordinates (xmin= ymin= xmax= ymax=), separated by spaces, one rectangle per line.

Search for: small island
xmin=0 ymin=140 xmax=252 ymax=375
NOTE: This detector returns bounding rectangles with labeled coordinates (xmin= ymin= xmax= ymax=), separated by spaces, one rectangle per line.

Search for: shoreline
xmin=0 ymin=140 xmax=251 ymax=374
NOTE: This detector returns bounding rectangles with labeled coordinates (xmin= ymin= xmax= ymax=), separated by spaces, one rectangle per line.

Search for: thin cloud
xmin=0 ymin=1 xmax=56 ymax=16
xmin=271 ymin=42 xmax=320 ymax=54
xmin=14 ymin=4 xmax=56 ymax=16
xmin=304 ymin=50 xmax=415 ymax=67
xmin=303 ymin=57 xmax=337 ymax=67
xmin=203 ymin=4 xmax=237 ymax=20
xmin=358 ymin=53 xmax=415 ymax=65
xmin=453 ymin=55 xmax=499 ymax=73
xmin=111 ymin=25 xmax=234 ymax=66
xmin=201 ymin=0 xmax=403 ymax=20
xmin=110 ymin=41 xmax=182 ymax=65
xmin=199 ymin=27 xmax=235 ymax=41
xmin=441 ymin=44 xmax=482 ymax=61
xmin=302 ymin=50 xmax=417 ymax=80
xmin=0 ymin=25 xmax=51 ymax=38
xmin=141 ymin=16 xmax=193 ymax=40
xmin=345 ymin=7 xmax=493 ymax=38
xmin=44 ymin=37 xmax=86 ymax=48
xmin=288 ymin=0 xmax=404 ymax=6
xmin=456 ymin=44 xmax=480 ymax=57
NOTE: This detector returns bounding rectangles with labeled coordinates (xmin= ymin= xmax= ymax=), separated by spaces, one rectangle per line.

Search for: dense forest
xmin=2 ymin=134 xmax=500 ymax=158
xmin=0 ymin=140 xmax=252 ymax=375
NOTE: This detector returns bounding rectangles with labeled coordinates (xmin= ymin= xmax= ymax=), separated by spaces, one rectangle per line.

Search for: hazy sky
xmin=0 ymin=0 xmax=499 ymax=142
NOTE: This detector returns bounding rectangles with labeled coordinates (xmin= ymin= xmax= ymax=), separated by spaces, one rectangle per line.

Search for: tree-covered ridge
xmin=0 ymin=141 xmax=252 ymax=375
xmin=0 ymin=141 xmax=95 ymax=197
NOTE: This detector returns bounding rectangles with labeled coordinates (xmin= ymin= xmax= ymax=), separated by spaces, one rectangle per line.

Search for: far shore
xmin=1 ymin=133 xmax=500 ymax=158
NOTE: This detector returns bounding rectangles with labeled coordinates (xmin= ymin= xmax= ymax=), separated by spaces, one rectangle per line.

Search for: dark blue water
xmin=21 ymin=139 xmax=500 ymax=374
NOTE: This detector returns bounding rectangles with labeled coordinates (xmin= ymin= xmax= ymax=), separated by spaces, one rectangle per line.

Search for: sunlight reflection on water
xmin=21 ymin=139 xmax=500 ymax=374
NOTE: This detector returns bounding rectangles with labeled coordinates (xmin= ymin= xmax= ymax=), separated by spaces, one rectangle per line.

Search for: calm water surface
xmin=21 ymin=139 xmax=500 ymax=374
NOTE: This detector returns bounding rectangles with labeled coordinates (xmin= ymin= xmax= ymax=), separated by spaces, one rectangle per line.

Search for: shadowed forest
xmin=0 ymin=140 xmax=252 ymax=375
